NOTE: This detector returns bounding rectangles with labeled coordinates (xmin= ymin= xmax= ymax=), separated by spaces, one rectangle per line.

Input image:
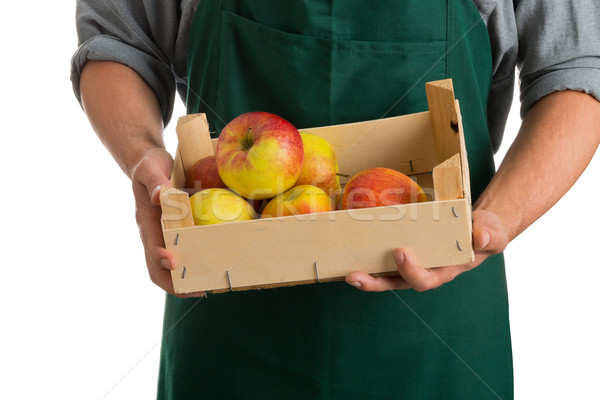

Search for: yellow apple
xmin=296 ymin=132 xmax=341 ymax=201
xmin=190 ymin=188 xmax=257 ymax=225
xmin=261 ymin=185 xmax=335 ymax=218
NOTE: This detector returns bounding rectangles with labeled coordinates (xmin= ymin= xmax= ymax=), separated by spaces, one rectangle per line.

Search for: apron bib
xmin=160 ymin=1 xmax=512 ymax=399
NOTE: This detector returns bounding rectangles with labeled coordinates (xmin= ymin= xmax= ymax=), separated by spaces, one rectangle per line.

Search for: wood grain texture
xmin=426 ymin=79 xmax=461 ymax=164
xmin=160 ymin=186 xmax=193 ymax=230
xmin=433 ymin=153 xmax=464 ymax=201
xmin=166 ymin=200 xmax=473 ymax=293
xmin=176 ymin=113 xmax=215 ymax=176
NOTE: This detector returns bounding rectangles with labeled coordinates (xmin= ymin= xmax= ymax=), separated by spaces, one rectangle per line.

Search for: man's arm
xmin=476 ymin=90 xmax=599 ymax=241
xmin=80 ymin=60 xmax=204 ymax=297
xmin=347 ymin=90 xmax=600 ymax=291
xmin=80 ymin=61 xmax=164 ymax=177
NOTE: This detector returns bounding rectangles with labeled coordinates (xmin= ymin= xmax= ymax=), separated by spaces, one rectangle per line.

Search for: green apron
xmin=158 ymin=1 xmax=512 ymax=399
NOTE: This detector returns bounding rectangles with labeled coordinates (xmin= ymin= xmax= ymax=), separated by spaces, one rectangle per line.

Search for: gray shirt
xmin=71 ymin=0 xmax=600 ymax=152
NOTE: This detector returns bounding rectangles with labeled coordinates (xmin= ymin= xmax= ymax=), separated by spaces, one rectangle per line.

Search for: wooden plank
xmin=432 ymin=153 xmax=464 ymax=201
xmin=175 ymin=113 xmax=215 ymax=178
xmin=170 ymin=149 xmax=185 ymax=188
xmin=454 ymin=99 xmax=474 ymax=241
xmin=455 ymin=100 xmax=472 ymax=201
xmin=160 ymin=186 xmax=193 ymax=230
xmin=302 ymin=111 xmax=438 ymax=177
xmin=425 ymin=79 xmax=461 ymax=164
xmin=164 ymin=199 xmax=474 ymax=293
xmin=160 ymin=185 xmax=195 ymax=293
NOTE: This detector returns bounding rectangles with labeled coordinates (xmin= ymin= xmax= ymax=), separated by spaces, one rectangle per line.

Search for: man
xmin=72 ymin=1 xmax=599 ymax=398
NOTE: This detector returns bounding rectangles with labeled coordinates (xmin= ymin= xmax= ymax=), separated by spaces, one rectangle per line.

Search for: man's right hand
xmin=80 ymin=61 xmax=205 ymax=297
xmin=131 ymin=148 xmax=206 ymax=298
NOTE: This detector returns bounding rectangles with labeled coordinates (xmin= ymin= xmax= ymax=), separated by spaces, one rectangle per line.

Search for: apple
xmin=185 ymin=155 xmax=263 ymax=211
xmin=189 ymin=188 xmax=257 ymax=225
xmin=215 ymin=111 xmax=304 ymax=200
xmin=342 ymin=167 xmax=428 ymax=209
xmin=296 ymin=132 xmax=341 ymax=201
xmin=261 ymin=185 xmax=335 ymax=218
xmin=185 ymin=155 xmax=227 ymax=194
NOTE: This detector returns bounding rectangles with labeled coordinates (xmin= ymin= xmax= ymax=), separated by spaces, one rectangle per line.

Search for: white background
xmin=1 ymin=2 xmax=598 ymax=399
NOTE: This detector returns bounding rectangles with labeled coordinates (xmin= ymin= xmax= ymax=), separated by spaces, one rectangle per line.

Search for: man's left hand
xmin=345 ymin=209 xmax=508 ymax=292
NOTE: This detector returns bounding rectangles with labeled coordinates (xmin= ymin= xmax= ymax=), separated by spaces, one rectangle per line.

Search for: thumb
xmin=474 ymin=229 xmax=492 ymax=251
xmin=131 ymin=148 xmax=173 ymax=205
xmin=472 ymin=210 xmax=508 ymax=253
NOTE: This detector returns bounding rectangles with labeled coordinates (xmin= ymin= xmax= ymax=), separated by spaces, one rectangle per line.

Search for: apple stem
xmin=240 ymin=128 xmax=255 ymax=150
xmin=336 ymin=173 xmax=350 ymax=178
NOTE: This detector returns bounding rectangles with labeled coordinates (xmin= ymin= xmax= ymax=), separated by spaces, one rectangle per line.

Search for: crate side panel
xmin=208 ymin=113 xmax=438 ymax=191
xmin=298 ymin=112 xmax=437 ymax=178
xmin=165 ymin=199 xmax=473 ymax=293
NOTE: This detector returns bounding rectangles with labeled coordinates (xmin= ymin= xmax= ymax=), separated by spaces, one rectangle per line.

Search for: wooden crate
xmin=160 ymin=79 xmax=474 ymax=294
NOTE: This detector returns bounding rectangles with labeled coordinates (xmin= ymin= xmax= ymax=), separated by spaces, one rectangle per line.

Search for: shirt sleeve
xmin=515 ymin=0 xmax=600 ymax=117
xmin=478 ymin=0 xmax=520 ymax=152
xmin=70 ymin=0 xmax=193 ymax=125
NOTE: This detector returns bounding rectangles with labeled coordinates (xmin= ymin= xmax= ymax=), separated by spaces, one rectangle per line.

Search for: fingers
xmin=144 ymin=249 xmax=175 ymax=291
xmin=131 ymin=148 xmax=183 ymax=295
xmin=129 ymin=148 xmax=208 ymax=297
xmin=145 ymin=249 xmax=205 ymax=298
xmin=344 ymin=249 xmax=464 ymax=293
xmin=135 ymin=182 xmax=176 ymax=289
xmin=345 ymin=271 xmax=411 ymax=292
xmin=388 ymin=249 xmax=463 ymax=292
xmin=346 ymin=208 xmax=511 ymax=293
xmin=139 ymin=213 xmax=202 ymax=297
xmin=344 ymin=250 xmax=452 ymax=293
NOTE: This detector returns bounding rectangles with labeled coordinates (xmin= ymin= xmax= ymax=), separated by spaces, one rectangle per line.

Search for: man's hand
xmin=80 ymin=61 xmax=206 ymax=297
xmin=131 ymin=148 xmax=206 ymax=298
xmin=344 ymin=89 xmax=600 ymax=293
xmin=345 ymin=209 xmax=508 ymax=292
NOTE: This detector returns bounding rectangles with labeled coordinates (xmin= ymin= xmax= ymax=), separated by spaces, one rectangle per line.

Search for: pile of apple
xmin=185 ymin=111 xmax=427 ymax=225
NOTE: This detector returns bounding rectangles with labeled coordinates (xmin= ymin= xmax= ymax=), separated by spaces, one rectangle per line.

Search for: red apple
xmin=261 ymin=185 xmax=335 ymax=218
xmin=185 ymin=155 xmax=227 ymax=194
xmin=215 ymin=112 xmax=304 ymax=200
xmin=342 ymin=167 xmax=428 ymax=209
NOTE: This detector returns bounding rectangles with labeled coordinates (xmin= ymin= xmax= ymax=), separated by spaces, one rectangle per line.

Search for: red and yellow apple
xmin=185 ymin=155 xmax=227 ymax=194
xmin=296 ymin=132 xmax=341 ymax=201
xmin=215 ymin=112 xmax=304 ymax=200
xmin=261 ymin=185 xmax=335 ymax=218
xmin=189 ymin=188 xmax=257 ymax=225
xmin=342 ymin=167 xmax=428 ymax=209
